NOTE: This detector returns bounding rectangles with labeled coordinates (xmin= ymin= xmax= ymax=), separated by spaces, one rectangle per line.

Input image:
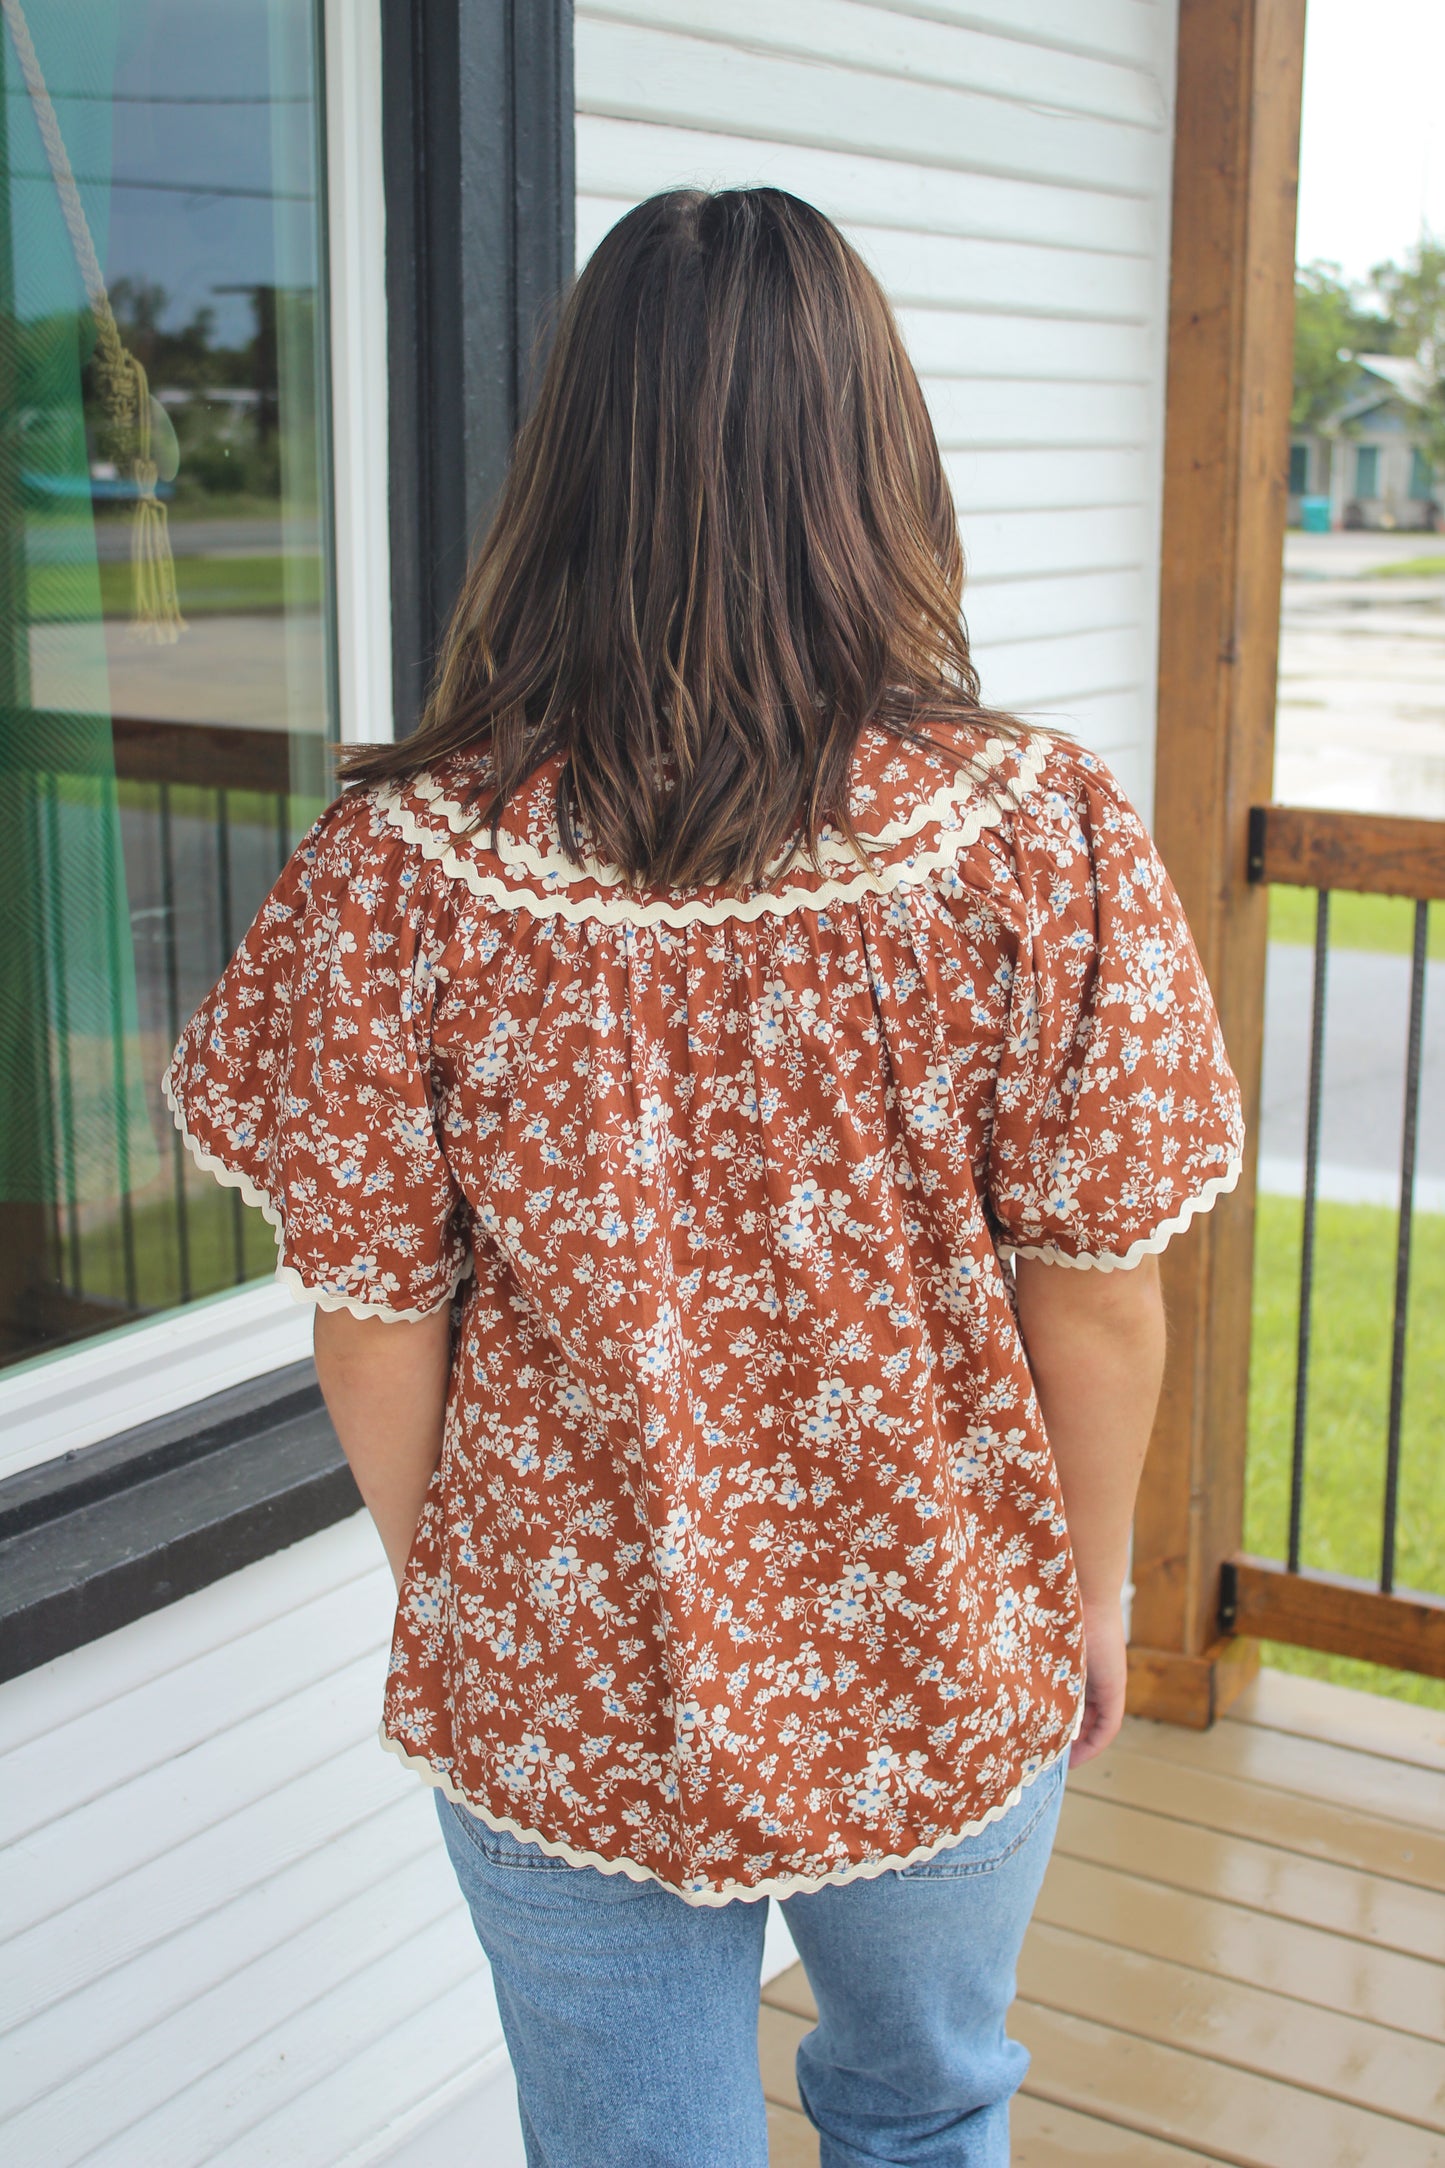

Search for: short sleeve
xmin=163 ymin=789 xmax=470 ymax=1320
xmin=986 ymin=752 xmax=1245 ymax=1270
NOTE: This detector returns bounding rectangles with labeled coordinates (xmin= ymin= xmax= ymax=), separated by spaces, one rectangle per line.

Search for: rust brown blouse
xmin=165 ymin=726 xmax=1243 ymax=1903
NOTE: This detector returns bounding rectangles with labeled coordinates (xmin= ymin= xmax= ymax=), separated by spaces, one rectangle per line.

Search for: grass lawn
xmin=1268 ymin=886 xmax=1444 ymax=962
xmin=1247 ymin=1193 xmax=1445 ymax=1710
xmin=1366 ymin=554 xmax=1445 ymax=579
xmin=28 ymin=553 xmax=323 ymax=621
xmin=69 ymin=1180 xmax=279 ymax=1316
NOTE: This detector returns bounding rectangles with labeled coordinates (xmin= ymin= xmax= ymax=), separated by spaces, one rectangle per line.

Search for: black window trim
xmin=0 ymin=0 xmax=575 ymax=1682
xmin=385 ymin=0 xmax=576 ymax=737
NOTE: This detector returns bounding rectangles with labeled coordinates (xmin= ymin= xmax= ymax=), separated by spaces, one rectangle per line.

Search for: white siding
xmin=576 ymin=0 xmax=1178 ymax=810
xmin=0 ymin=1516 xmax=798 ymax=2163
xmin=0 ymin=1519 xmax=524 ymax=2167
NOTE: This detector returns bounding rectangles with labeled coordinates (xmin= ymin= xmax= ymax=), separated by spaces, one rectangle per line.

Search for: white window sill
xmin=0 ymin=1280 xmax=313 ymax=1484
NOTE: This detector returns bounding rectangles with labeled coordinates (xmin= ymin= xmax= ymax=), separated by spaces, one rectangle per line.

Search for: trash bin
xmin=1301 ymin=495 xmax=1331 ymax=533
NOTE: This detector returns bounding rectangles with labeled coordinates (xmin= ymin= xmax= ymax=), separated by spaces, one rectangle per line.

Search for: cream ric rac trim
xmin=1002 ymin=1154 xmax=1244 ymax=1274
xmin=377 ymin=733 xmax=1051 ymax=930
xmin=407 ymin=732 xmax=1049 ymax=887
xmin=380 ymin=1711 xmax=1078 ymax=1906
xmin=160 ymin=1070 xmax=469 ymax=1323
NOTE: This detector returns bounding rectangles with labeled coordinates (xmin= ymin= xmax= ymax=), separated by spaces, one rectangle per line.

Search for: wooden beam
xmin=109 ymin=717 xmax=293 ymax=795
xmin=1126 ymin=1634 xmax=1261 ymax=1731
xmin=1128 ymin=0 xmax=1307 ymax=1722
xmin=1225 ymin=1557 xmax=1445 ymax=1679
xmin=1248 ymin=804 xmax=1445 ymax=901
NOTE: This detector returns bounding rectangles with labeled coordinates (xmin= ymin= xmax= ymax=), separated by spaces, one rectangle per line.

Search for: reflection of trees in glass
xmin=82 ymin=275 xmax=320 ymax=511
xmin=0 ymin=0 xmax=334 ymax=1372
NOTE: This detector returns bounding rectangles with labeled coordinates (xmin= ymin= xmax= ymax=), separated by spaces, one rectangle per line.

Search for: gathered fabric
xmin=165 ymin=723 xmax=1243 ymax=1902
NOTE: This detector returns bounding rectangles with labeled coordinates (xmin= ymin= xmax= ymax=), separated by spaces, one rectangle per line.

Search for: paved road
xmin=29 ymin=614 xmax=326 ymax=734
xmin=1262 ymin=534 xmax=1444 ymax=1208
xmin=1260 ymin=944 xmax=1444 ymax=1211
xmin=26 ymin=516 xmax=322 ymax=563
xmin=1276 ymin=533 xmax=1445 ymax=818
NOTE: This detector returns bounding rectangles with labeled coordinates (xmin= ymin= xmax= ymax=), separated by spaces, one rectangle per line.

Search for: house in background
xmin=1289 ymin=353 xmax=1442 ymax=530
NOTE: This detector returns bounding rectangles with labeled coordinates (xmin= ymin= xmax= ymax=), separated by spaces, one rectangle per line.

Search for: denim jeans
xmin=434 ymin=1754 xmax=1066 ymax=2168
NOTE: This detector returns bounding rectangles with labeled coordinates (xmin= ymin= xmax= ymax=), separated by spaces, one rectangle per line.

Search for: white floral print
xmin=165 ymin=725 xmax=1244 ymax=1901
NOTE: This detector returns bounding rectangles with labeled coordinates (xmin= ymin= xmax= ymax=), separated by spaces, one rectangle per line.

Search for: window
xmin=1410 ymin=447 xmax=1435 ymax=498
xmin=0 ymin=1 xmax=333 ymax=1375
xmin=1354 ymin=444 xmax=1380 ymax=498
xmin=1288 ymin=442 xmax=1309 ymax=495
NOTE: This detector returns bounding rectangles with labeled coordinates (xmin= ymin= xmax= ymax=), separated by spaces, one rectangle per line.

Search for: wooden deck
xmin=760 ymin=1670 xmax=1445 ymax=2166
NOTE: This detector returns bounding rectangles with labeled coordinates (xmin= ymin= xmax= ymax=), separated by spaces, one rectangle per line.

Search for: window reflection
xmin=0 ymin=0 xmax=333 ymax=1371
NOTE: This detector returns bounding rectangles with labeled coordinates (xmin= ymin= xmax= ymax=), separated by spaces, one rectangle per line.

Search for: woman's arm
xmin=1013 ymin=1253 xmax=1167 ymax=1766
xmin=312 ymin=1306 xmax=453 ymax=1588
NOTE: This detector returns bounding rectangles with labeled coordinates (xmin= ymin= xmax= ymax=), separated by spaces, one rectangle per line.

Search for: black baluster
xmin=100 ymin=776 xmax=139 ymax=1310
xmin=159 ymin=782 xmax=192 ymax=1303
xmin=215 ymin=787 xmax=247 ymax=1284
xmin=42 ymin=775 xmax=81 ymax=1293
xmin=1288 ymin=888 xmax=1330 ymax=1576
xmin=1381 ymin=899 xmax=1429 ymax=1595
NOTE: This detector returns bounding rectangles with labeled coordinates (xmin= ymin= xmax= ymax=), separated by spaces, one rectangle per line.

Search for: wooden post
xmin=1126 ymin=0 xmax=1307 ymax=1727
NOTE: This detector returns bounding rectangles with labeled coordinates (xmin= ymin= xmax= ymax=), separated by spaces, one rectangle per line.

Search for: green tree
xmin=1291 ymin=263 xmax=1389 ymax=431
xmin=1372 ymin=241 xmax=1445 ymax=465
xmin=1373 ymin=241 xmax=1445 ymax=373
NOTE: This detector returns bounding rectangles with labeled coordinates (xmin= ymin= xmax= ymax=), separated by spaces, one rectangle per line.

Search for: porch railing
xmin=22 ymin=717 xmax=315 ymax=1353
xmin=1221 ymin=804 xmax=1445 ymax=1681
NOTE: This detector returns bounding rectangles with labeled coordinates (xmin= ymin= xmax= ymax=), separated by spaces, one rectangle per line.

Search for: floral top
xmin=165 ymin=725 xmax=1243 ymax=1903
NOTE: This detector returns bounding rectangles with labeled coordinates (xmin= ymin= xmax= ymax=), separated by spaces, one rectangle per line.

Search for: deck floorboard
xmin=758 ymin=1671 xmax=1445 ymax=2166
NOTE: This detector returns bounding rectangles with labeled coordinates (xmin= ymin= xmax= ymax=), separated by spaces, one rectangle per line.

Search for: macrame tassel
xmin=125 ymin=354 xmax=184 ymax=644
xmin=2 ymin=0 xmax=186 ymax=642
xmin=130 ymin=486 xmax=184 ymax=643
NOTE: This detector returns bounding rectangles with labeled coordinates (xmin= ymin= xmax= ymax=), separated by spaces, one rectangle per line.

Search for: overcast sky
xmin=1294 ymin=0 xmax=1445 ymax=283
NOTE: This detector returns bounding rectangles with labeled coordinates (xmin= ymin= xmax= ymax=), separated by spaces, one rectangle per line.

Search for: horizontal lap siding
xmin=0 ymin=1518 xmax=524 ymax=2168
xmin=576 ymin=0 xmax=1177 ymax=810
xmin=0 ymin=1519 xmax=795 ymax=2164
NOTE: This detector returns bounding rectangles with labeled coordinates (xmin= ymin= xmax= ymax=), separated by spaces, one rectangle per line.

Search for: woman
xmin=166 ymin=189 xmax=1243 ymax=2167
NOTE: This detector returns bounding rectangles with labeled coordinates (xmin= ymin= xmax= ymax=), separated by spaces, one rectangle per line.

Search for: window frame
xmin=0 ymin=0 xmax=573 ymax=1603
xmin=0 ymin=0 xmax=385 ymax=1478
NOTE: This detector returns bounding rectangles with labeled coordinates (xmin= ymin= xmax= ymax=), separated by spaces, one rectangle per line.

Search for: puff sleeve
xmin=163 ymin=788 xmax=470 ymax=1319
xmin=986 ymin=751 xmax=1245 ymax=1270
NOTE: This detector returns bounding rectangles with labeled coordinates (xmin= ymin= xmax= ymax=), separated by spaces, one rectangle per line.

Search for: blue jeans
xmin=435 ymin=1756 xmax=1065 ymax=2168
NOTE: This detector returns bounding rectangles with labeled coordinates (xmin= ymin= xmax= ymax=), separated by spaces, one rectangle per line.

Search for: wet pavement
xmin=1260 ymin=946 xmax=1444 ymax=1212
xmin=1262 ymin=533 xmax=1443 ymax=1205
xmin=1274 ymin=530 xmax=1445 ymax=818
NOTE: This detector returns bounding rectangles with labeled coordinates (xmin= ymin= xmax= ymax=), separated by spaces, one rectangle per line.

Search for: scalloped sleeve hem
xmin=999 ymin=1154 xmax=1243 ymax=1273
xmin=161 ymin=1071 xmax=471 ymax=1324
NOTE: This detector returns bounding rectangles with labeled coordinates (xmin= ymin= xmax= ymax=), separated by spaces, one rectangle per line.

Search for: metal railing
xmin=27 ymin=716 xmax=323 ymax=1344
xmin=1221 ymin=804 xmax=1445 ymax=1679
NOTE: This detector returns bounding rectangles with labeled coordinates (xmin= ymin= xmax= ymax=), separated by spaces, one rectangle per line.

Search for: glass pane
xmin=0 ymin=0 xmax=333 ymax=1372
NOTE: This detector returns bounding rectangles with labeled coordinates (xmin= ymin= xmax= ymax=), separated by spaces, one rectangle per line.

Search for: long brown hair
xmin=342 ymin=188 xmax=1024 ymax=887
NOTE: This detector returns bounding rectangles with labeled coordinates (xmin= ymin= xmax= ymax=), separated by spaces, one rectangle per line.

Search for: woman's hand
xmin=1013 ymin=1251 xmax=1167 ymax=1766
xmin=1072 ymin=1596 xmax=1130 ymax=1766
xmin=312 ymin=1303 xmax=452 ymax=1588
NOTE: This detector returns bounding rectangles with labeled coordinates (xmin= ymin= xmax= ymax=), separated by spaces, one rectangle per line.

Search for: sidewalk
xmin=1275 ymin=531 xmax=1445 ymax=819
